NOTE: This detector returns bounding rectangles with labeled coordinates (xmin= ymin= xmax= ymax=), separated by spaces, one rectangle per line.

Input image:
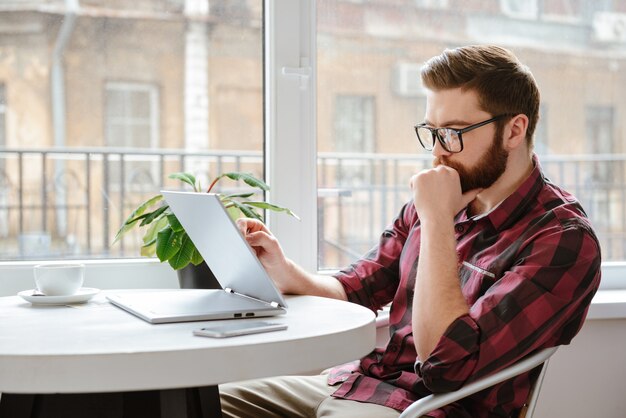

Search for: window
xmin=586 ymin=105 xmax=614 ymax=180
xmin=584 ymin=106 xmax=616 ymax=245
xmin=500 ymin=0 xmax=538 ymax=19
xmin=0 ymin=1 xmax=264 ymax=260
xmin=105 ymin=82 xmax=159 ymax=190
xmin=333 ymin=95 xmax=375 ymax=185
xmin=1 ymin=1 xmax=625 ymax=289
xmin=534 ymin=104 xmax=549 ymax=154
xmin=415 ymin=0 xmax=449 ymax=10
xmin=541 ymin=0 xmax=583 ymax=22
xmin=316 ymin=0 xmax=626 ymax=271
xmin=0 ymin=84 xmax=5 ymax=149
xmin=0 ymin=83 xmax=7 ymax=242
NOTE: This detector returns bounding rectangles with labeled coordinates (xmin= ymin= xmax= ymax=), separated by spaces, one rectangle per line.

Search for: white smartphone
xmin=192 ymin=320 xmax=288 ymax=338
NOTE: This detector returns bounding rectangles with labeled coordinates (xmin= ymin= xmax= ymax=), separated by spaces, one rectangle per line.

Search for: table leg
xmin=0 ymin=392 xmax=124 ymax=417
xmin=187 ymin=386 xmax=222 ymax=418
xmin=0 ymin=386 xmax=223 ymax=418
xmin=0 ymin=393 xmax=35 ymax=418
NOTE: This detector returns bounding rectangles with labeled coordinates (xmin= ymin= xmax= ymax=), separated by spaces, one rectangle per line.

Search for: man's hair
xmin=420 ymin=45 xmax=540 ymax=147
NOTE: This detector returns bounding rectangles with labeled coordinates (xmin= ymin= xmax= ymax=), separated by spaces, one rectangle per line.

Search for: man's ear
xmin=505 ymin=114 xmax=529 ymax=150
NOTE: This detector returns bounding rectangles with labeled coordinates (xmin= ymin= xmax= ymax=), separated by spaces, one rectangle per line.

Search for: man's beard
xmin=433 ymin=126 xmax=509 ymax=193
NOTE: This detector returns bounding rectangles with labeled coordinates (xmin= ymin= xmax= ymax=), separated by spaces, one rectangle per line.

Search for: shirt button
xmin=455 ymin=225 xmax=464 ymax=233
xmin=388 ymin=344 xmax=399 ymax=353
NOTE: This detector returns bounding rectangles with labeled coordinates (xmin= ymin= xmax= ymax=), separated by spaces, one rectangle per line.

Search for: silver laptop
xmin=107 ymin=192 xmax=287 ymax=324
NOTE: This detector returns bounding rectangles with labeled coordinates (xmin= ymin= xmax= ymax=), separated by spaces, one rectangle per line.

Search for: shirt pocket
xmin=459 ymin=261 xmax=497 ymax=305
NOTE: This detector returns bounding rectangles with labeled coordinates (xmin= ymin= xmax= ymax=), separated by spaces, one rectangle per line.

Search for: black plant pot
xmin=177 ymin=261 xmax=221 ymax=289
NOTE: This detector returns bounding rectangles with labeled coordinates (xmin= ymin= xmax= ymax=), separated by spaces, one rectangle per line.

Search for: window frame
xmin=264 ymin=0 xmax=318 ymax=272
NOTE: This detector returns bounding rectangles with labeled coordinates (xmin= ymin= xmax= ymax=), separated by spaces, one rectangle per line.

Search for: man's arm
xmin=236 ymin=218 xmax=347 ymax=301
xmin=410 ymin=166 xmax=480 ymax=360
xmin=415 ymin=222 xmax=600 ymax=392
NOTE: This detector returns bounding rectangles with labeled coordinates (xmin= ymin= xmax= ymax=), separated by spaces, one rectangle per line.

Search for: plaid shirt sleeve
xmin=333 ymin=201 xmax=414 ymax=314
xmin=415 ymin=214 xmax=602 ymax=394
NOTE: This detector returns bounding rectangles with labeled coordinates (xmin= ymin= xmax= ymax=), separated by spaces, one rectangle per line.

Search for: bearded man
xmin=219 ymin=45 xmax=602 ymax=418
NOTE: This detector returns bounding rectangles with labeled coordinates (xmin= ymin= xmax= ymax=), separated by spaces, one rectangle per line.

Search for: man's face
xmin=424 ymin=88 xmax=509 ymax=193
xmin=434 ymin=125 xmax=508 ymax=193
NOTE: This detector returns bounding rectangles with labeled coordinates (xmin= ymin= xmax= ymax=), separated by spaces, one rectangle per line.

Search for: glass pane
xmin=129 ymin=90 xmax=152 ymax=119
xmin=317 ymin=0 xmax=626 ymax=268
xmin=0 ymin=1 xmax=263 ymax=261
xmin=106 ymin=90 xmax=125 ymax=119
xmin=541 ymin=0 xmax=582 ymax=20
xmin=0 ymin=83 xmax=5 ymax=149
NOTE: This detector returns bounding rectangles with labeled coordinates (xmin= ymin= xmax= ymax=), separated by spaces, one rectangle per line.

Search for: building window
xmin=584 ymin=105 xmax=615 ymax=233
xmin=0 ymin=83 xmax=5 ymax=149
xmin=415 ymin=0 xmax=449 ymax=10
xmin=541 ymin=0 xmax=583 ymax=22
xmin=586 ymin=105 xmax=614 ymax=182
xmin=535 ymin=104 xmax=549 ymax=154
xmin=105 ymin=82 xmax=159 ymax=189
xmin=334 ymin=95 xmax=375 ymax=154
xmin=500 ymin=0 xmax=538 ymax=19
xmin=333 ymin=95 xmax=375 ymax=185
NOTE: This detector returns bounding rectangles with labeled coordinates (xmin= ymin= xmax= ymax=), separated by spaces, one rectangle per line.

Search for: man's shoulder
xmin=529 ymin=180 xmax=601 ymax=250
xmin=537 ymin=179 xmax=590 ymax=221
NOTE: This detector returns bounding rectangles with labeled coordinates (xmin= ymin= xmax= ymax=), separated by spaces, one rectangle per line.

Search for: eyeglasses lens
xmin=416 ymin=127 xmax=462 ymax=153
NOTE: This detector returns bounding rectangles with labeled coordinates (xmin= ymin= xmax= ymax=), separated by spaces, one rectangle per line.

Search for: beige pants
xmin=219 ymin=374 xmax=401 ymax=418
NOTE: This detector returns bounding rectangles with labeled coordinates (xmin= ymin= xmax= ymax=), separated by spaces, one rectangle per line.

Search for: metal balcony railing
xmin=0 ymin=148 xmax=623 ymax=267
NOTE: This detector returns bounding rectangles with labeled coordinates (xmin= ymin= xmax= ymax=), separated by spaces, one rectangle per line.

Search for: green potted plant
xmin=113 ymin=171 xmax=298 ymax=288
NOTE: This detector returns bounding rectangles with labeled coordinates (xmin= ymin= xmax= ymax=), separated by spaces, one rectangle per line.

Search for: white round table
xmin=0 ymin=291 xmax=376 ymax=417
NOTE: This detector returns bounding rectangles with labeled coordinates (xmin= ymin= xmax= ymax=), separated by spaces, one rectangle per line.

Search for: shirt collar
xmin=458 ymin=154 xmax=545 ymax=231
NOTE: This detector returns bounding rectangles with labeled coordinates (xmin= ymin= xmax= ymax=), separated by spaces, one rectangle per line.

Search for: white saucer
xmin=18 ymin=288 xmax=101 ymax=305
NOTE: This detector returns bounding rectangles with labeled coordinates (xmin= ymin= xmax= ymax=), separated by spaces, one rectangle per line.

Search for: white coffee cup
xmin=34 ymin=264 xmax=85 ymax=296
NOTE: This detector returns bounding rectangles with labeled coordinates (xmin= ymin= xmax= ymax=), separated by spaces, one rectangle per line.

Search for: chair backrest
xmin=519 ymin=350 xmax=553 ymax=418
xmin=398 ymin=346 xmax=558 ymax=418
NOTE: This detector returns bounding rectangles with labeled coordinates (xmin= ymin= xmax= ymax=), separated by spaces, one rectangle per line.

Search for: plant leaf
xmin=169 ymin=172 xmax=198 ymax=191
xmin=225 ymin=206 xmax=241 ymax=221
xmin=231 ymin=200 xmax=263 ymax=221
xmin=243 ymin=201 xmax=301 ymax=220
xmin=223 ymin=172 xmax=269 ymax=191
xmin=221 ymin=192 xmax=256 ymax=199
xmin=167 ymin=213 xmax=184 ymax=232
xmin=168 ymin=234 xmax=196 ymax=270
xmin=156 ymin=227 xmax=184 ymax=262
xmin=113 ymin=194 xmax=163 ymax=244
xmin=190 ymin=247 xmax=204 ymax=266
xmin=142 ymin=216 xmax=169 ymax=245
xmin=140 ymin=242 xmax=156 ymax=257
xmin=139 ymin=205 xmax=169 ymax=227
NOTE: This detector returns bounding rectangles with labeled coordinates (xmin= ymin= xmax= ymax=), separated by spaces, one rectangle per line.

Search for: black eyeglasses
xmin=414 ymin=114 xmax=509 ymax=153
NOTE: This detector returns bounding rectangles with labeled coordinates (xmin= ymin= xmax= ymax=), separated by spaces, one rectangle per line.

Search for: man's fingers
xmin=236 ymin=218 xmax=269 ymax=235
xmin=244 ymin=231 xmax=272 ymax=247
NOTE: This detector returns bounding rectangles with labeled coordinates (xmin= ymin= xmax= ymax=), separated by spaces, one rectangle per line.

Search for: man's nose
xmin=431 ymin=137 xmax=450 ymax=158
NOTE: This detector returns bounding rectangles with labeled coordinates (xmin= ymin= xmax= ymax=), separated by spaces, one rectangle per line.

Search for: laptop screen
xmin=161 ymin=191 xmax=287 ymax=308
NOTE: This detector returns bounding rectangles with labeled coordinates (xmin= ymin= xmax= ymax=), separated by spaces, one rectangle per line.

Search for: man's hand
xmin=236 ymin=218 xmax=348 ymax=301
xmin=236 ymin=218 xmax=287 ymax=272
xmin=410 ymin=166 xmax=481 ymax=221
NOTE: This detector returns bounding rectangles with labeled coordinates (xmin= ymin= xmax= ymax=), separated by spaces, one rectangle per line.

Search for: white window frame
xmin=265 ymin=0 xmax=317 ymax=272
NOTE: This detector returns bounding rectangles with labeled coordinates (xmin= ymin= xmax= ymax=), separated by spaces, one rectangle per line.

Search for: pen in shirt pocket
xmin=461 ymin=261 xmax=496 ymax=278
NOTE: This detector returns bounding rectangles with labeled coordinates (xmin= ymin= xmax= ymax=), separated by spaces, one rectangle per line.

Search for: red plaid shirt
xmin=328 ymin=156 xmax=601 ymax=417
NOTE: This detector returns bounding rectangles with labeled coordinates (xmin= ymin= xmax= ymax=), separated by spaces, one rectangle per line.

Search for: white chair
xmin=399 ymin=346 xmax=558 ymax=418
